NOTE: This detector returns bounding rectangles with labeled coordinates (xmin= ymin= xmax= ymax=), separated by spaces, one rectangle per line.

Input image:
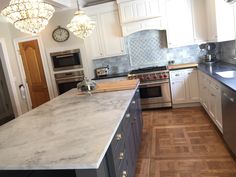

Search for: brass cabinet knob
xmin=119 ymin=152 xmax=125 ymax=160
xmin=116 ymin=133 xmax=122 ymax=141
xmin=122 ymin=170 xmax=128 ymax=177
xmin=126 ymin=113 xmax=130 ymax=118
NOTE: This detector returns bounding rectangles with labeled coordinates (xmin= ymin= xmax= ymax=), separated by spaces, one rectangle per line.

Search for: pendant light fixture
xmin=1 ymin=0 xmax=55 ymax=35
xmin=67 ymin=0 xmax=96 ymax=40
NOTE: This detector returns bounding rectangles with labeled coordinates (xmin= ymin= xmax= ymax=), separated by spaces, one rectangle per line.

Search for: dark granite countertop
xmin=92 ymin=72 xmax=128 ymax=80
xmin=198 ymin=61 xmax=236 ymax=92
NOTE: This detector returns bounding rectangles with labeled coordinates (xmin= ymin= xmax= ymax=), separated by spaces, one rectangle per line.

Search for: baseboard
xmin=172 ymin=102 xmax=201 ymax=108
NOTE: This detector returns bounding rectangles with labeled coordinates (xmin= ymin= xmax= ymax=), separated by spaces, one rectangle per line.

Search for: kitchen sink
xmin=216 ymin=71 xmax=236 ymax=78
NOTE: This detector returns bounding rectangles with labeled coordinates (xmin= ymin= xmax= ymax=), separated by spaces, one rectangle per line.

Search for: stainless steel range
xmin=128 ymin=66 xmax=172 ymax=109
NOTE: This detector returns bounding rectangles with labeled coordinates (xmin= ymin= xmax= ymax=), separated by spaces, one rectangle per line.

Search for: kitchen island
xmin=0 ymin=80 xmax=142 ymax=177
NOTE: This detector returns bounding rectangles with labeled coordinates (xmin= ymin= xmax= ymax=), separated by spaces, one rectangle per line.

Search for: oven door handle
xmin=56 ymin=77 xmax=83 ymax=84
xmin=140 ymin=80 xmax=169 ymax=88
xmin=55 ymin=54 xmax=74 ymax=59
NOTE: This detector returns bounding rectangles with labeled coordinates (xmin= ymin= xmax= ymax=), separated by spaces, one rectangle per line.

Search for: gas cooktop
xmin=129 ymin=66 xmax=168 ymax=74
xmin=128 ymin=66 xmax=169 ymax=82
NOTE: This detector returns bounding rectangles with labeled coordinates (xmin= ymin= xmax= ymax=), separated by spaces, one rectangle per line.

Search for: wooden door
xmin=19 ymin=40 xmax=50 ymax=109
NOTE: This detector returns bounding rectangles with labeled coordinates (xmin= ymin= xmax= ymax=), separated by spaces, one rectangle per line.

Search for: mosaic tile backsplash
xmin=93 ymin=30 xmax=207 ymax=73
xmin=218 ymin=40 xmax=236 ymax=65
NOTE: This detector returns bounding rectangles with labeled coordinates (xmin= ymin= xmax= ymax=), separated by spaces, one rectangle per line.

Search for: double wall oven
xmin=50 ymin=49 xmax=84 ymax=95
xmin=128 ymin=66 xmax=172 ymax=109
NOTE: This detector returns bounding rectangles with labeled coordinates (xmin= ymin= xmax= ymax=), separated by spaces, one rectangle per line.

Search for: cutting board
xmin=77 ymin=79 xmax=139 ymax=95
xmin=168 ymin=63 xmax=198 ymax=70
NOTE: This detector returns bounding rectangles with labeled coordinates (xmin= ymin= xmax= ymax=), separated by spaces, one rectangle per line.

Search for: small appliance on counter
xmin=199 ymin=43 xmax=217 ymax=63
xmin=95 ymin=66 xmax=110 ymax=78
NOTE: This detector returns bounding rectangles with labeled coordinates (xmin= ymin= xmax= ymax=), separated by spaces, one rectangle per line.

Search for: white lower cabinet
xmin=198 ymin=70 xmax=223 ymax=133
xmin=170 ymin=68 xmax=199 ymax=104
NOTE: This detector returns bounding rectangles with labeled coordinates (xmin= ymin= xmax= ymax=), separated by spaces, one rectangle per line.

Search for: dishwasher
xmin=222 ymin=86 xmax=236 ymax=157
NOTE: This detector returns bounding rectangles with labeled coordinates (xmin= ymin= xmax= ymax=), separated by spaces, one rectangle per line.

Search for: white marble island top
xmin=0 ymin=88 xmax=137 ymax=170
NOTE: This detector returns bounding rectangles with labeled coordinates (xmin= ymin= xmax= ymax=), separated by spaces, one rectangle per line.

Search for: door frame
xmin=14 ymin=36 xmax=54 ymax=110
xmin=0 ymin=38 xmax=21 ymax=116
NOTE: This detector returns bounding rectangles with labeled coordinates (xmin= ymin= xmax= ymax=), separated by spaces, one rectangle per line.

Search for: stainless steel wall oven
xmin=51 ymin=49 xmax=83 ymax=71
xmin=55 ymin=71 xmax=84 ymax=95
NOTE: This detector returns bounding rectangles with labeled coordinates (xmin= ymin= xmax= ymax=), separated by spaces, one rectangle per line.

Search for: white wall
xmin=0 ymin=18 xmax=29 ymax=115
xmin=1 ymin=8 xmax=91 ymax=115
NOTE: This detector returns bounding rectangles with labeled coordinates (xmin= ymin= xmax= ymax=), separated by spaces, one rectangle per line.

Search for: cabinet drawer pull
xmin=119 ymin=152 xmax=125 ymax=160
xmin=211 ymin=93 xmax=215 ymax=97
xmin=132 ymin=100 xmax=136 ymax=104
xmin=175 ymin=74 xmax=180 ymax=76
xmin=122 ymin=170 xmax=128 ymax=177
xmin=116 ymin=133 xmax=122 ymax=141
xmin=126 ymin=113 xmax=130 ymax=118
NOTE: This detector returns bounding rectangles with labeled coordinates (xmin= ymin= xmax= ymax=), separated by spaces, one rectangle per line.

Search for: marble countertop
xmin=198 ymin=62 xmax=236 ymax=92
xmin=0 ymin=87 xmax=137 ymax=170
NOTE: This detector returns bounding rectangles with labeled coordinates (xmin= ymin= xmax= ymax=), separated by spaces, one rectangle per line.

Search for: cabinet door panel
xmin=166 ymin=0 xmax=194 ymax=47
xmin=171 ymin=79 xmax=188 ymax=104
xmin=191 ymin=0 xmax=208 ymax=43
xmin=146 ymin=0 xmax=161 ymax=17
xmin=208 ymin=88 xmax=217 ymax=121
xmin=187 ymin=69 xmax=199 ymax=102
xmin=100 ymin=10 xmax=124 ymax=57
xmin=119 ymin=2 xmax=135 ymax=23
xmin=215 ymin=0 xmax=235 ymax=42
xmin=84 ymin=15 xmax=103 ymax=59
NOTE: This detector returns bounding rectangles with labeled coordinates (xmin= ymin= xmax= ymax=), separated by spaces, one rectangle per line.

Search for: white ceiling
xmin=0 ymin=0 xmax=114 ymax=11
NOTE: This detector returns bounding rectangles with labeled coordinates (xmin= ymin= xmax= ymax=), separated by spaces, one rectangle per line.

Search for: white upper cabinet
xmin=166 ymin=0 xmax=195 ymax=48
xmin=84 ymin=2 xmax=125 ymax=60
xmin=100 ymin=10 xmax=125 ymax=57
xmin=191 ymin=0 xmax=208 ymax=43
xmin=118 ymin=0 xmax=162 ymax=23
xmin=206 ymin=0 xmax=236 ymax=42
xmin=117 ymin=0 xmax=166 ymax=36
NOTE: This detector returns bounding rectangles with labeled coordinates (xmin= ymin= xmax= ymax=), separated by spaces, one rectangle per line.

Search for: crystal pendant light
xmin=1 ymin=0 xmax=55 ymax=35
xmin=67 ymin=0 xmax=96 ymax=39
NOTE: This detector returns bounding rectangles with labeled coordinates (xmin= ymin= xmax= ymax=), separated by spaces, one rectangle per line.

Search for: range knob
xmin=159 ymin=75 xmax=163 ymax=79
xmin=145 ymin=75 xmax=150 ymax=80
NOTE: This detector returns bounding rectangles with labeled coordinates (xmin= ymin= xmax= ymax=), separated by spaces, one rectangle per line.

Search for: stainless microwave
xmin=50 ymin=49 xmax=83 ymax=71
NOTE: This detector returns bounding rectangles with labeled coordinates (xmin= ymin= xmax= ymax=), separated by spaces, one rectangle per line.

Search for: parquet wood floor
xmin=135 ymin=107 xmax=236 ymax=177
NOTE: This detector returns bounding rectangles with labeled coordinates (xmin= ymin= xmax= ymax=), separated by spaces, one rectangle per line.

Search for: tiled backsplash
xmin=93 ymin=30 xmax=208 ymax=74
xmin=218 ymin=40 xmax=236 ymax=64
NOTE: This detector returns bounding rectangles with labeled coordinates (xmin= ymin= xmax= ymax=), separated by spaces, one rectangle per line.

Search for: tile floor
xmin=135 ymin=107 xmax=236 ymax=177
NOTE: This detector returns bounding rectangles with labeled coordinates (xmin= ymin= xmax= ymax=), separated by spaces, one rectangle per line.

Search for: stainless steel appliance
xmin=50 ymin=49 xmax=83 ymax=71
xmin=222 ymin=86 xmax=236 ymax=157
xmin=55 ymin=70 xmax=84 ymax=95
xmin=95 ymin=66 xmax=110 ymax=78
xmin=128 ymin=66 xmax=172 ymax=109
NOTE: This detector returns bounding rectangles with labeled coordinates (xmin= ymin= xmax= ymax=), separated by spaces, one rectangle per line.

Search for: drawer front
xmin=170 ymin=70 xmax=185 ymax=79
xmin=122 ymin=109 xmax=132 ymax=136
xmin=111 ymin=124 xmax=125 ymax=154
xmin=113 ymin=140 xmax=126 ymax=173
